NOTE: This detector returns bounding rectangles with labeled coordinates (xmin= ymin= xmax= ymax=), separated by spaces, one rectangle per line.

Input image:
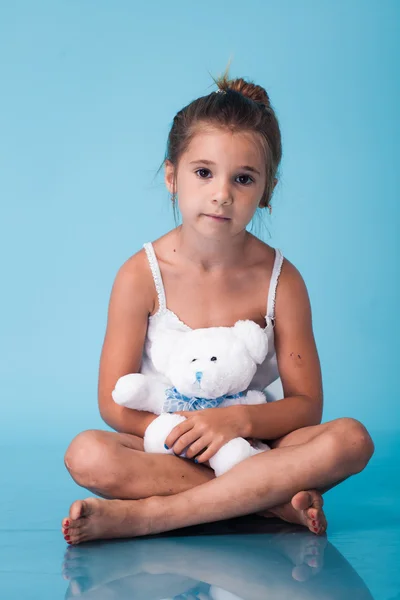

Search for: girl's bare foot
xmin=258 ymin=490 xmax=327 ymax=535
xmin=61 ymin=490 xmax=326 ymax=545
xmin=61 ymin=497 xmax=154 ymax=545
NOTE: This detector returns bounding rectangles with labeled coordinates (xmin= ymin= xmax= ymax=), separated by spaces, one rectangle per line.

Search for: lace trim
xmin=150 ymin=306 xmax=270 ymax=333
xmin=143 ymin=242 xmax=166 ymax=313
xmin=266 ymin=249 xmax=284 ymax=324
xmin=149 ymin=307 xmax=192 ymax=330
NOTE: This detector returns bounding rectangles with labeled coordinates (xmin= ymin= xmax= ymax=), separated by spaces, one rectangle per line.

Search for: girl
xmin=61 ymin=74 xmax=374 ymax=545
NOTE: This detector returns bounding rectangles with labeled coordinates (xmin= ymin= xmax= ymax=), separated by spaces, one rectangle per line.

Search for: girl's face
xmin=165 ymin=126 xmax=269 ymax=238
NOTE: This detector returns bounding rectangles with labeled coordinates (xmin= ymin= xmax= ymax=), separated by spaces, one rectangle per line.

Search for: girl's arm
xmin=97 ymin=251 xmax=157 ymax=437
xmin=241 ymin=258 xmax=324 ymax=441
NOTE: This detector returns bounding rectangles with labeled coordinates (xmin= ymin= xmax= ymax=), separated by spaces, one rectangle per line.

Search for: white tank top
xmin=140 ymin=242 xmax=285 ymax=402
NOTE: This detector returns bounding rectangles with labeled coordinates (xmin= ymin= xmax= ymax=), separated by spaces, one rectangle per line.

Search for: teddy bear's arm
xmin=144 ymin=413 xmax=187 ymax=454
xmin=112 ymin=374 xmax=168 ymax=415
xmin=209 ymin=437 xmax=267 ymax=476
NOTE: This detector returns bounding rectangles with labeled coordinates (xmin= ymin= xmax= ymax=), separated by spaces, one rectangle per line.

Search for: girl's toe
xmin=69 ymin=527 xmax=85 ymax=544
xmin=67 ymin=518 xmax=84 ymax=532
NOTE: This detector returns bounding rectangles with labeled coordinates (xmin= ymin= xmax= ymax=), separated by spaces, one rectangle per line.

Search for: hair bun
xmin=216 ymin=76 xmax=271 ymax=109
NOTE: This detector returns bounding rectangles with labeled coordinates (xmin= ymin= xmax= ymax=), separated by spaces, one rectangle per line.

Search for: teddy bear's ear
xmin=232 ymin=320 xmax=269 ymax=364
xmin=150 ymin=330 xmax=184 ymax=374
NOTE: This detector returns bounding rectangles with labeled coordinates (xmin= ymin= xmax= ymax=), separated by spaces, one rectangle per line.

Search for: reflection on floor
xmin=1 ymin=431 xmax=399 ymax=599
xmin=61 ymin=524 xmax=374 ymax=599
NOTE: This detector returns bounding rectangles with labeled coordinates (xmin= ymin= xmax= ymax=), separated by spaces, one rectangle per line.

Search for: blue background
xmin=1 ymin=2 xmax=399 ymax=599
xmin=2 ymin=0 xmax=398 ymax=445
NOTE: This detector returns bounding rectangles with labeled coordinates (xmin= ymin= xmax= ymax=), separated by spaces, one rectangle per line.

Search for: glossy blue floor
xmin=1 ymin=431 xmax=399 ymax=599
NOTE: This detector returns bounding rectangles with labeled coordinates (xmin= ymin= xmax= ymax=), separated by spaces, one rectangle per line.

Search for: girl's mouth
xmin=204 ymin=214 xmax=231 ymax=221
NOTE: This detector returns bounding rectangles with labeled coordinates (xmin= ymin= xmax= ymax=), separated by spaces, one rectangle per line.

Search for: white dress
xmin=139 ymin=242 xmax=285 ymax=402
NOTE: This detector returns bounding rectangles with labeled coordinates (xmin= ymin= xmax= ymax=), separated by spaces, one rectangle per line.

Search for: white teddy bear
xmin=112 ymin=320 xmax=271 ymax=476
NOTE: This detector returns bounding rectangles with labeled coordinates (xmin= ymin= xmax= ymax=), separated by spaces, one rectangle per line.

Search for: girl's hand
xmin=164 ymin=406 xmax=247 ymax=464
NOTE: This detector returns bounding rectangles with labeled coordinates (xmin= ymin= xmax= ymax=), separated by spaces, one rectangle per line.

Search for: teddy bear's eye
xmin=191 ymin=358 xmax=197 ymax=362
xmin=210 ymin=356 xmax=217 ymax=361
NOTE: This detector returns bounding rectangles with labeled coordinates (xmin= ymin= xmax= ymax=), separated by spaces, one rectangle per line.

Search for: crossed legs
xmin=62 ymin=417 xmax=374 ymax=544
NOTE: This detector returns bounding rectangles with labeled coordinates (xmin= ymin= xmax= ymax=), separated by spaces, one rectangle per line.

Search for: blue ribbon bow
xmin=163 ymin=386 xmax=245 ymax=413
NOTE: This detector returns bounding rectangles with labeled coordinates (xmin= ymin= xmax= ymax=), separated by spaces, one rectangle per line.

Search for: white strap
xmin=143 ymin=242 xmax=166 ymax=312
xmin=266 ymin=248 xmax=284 ymax=323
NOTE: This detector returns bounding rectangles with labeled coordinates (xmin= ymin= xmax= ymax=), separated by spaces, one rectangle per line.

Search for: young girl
xmin=61 ymin=74 xmax=374 ymax=545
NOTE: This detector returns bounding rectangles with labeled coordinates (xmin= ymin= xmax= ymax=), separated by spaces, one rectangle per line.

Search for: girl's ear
xmin=259 ymin=178 xmax=278 ymax=207
xmin=164 ymin=160 xmax=175 ymax=195
xmin=232 ymin=320 xmax=269 ymax=364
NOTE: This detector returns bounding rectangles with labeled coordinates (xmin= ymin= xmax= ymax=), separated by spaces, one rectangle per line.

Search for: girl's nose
xmin=212 ymin=178 xmax=233 ymax=205
xmin=213 ymin=192 xmax=233 ymax=206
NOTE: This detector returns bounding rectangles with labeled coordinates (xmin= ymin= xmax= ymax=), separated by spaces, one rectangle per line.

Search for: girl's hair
xmin=157 ymin=66 xmax=282 ymax=233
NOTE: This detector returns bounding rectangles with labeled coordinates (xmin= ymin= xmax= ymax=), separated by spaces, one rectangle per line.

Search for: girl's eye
xmin=194 ymin=169 xmax=254 ymax=186
xmin=237 ymin=174 xmax=254 ymax=185
xmin=196 ymin=168 xmax=211 ymax=179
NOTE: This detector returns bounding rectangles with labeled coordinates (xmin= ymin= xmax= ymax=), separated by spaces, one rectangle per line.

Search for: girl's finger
xmin=164 ymin=418 xmax=192 ymax=449
xmin=171 ymin=429 xmax=203 ymax=457
xmin=195 ymin=440 xmax=222 ymax=464
xmin=186 ymin=437 xmax=211 ymax=460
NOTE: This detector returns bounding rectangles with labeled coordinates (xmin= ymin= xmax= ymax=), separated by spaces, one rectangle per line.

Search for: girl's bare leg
xmin=64 ymin=429 xmax=216 ymax=499
xmin=62 ymin=417 xmax=374 ymax=544
xmin=64 ymin=425 xmax=327 ymax=532
xmin=64 ymin=423 xmax=328 ymax=532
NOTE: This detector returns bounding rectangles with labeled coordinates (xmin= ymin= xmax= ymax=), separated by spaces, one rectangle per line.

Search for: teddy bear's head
xmin=150 ymin=320 xmax=269 ymax=398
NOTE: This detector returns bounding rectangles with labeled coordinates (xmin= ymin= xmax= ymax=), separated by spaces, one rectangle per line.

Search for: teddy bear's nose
xmin=195 ymin=371 xmax=203 ymax=382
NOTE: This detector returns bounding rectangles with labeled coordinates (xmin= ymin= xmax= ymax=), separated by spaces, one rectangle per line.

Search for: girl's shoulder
xmin=114 ymin=245 xmax=159 ymax=315
xmin=120 ymin=229 xmax=174 ymax=276
xmin=237 ymin=234 xmax=287 ymax=284
xmin=247 ymin=234 xmax=279 ymax=264
xmin=247 ymin=236 xmax=310 ymax=316
xmin=115 ymin=230 xmax=177 ymax=313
